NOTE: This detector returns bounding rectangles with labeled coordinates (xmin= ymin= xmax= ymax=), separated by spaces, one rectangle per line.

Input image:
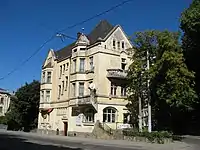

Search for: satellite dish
xmin=89 ymin=83 xmax=95 ymax=90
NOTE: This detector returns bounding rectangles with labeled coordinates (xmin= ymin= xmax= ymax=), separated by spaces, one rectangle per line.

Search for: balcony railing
xmin=107 ymin=69 xmax=128 ymax=79
xmin=76 ymin=95 xmax=97 ymax=111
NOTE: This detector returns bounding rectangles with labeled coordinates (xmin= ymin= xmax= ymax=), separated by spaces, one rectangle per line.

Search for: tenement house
xmin=38 ymin=20 xmax=133 ymax=135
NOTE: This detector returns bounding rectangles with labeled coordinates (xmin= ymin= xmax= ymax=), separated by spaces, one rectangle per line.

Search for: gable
xmin=104 ymin=26 xmax=132 ymax=51
xmin=42 ymin=49 xmax=56 ymax=68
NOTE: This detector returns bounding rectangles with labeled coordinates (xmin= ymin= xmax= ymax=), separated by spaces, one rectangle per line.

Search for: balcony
xmin=107 ymin=69 xmax=128 ymax=79
xmin=75 ymin=95 xmax=97 ymax=111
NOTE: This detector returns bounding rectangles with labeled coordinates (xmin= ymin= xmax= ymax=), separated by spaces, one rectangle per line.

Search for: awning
xmin=40 ymin=108 xmax=54 ymax=114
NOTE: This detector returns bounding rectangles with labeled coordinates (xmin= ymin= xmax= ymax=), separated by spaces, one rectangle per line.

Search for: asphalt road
xmin=0 ymin=130 xmax=196 ymax=150
xmin=0 ymin=131 xmax=142 ymax=150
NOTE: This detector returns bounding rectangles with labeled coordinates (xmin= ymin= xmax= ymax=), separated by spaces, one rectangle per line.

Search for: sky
xmin=0 ymin=0 xmax=192 ymax=92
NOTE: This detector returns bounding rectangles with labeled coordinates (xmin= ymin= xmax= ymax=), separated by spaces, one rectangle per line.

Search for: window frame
xmin=103 ymin=107 xmax=117 ymax=123
xmin=79 ymin=82 xmax=84 ymax=97
xmin=79 ymin=58 xmax=85 ymax=72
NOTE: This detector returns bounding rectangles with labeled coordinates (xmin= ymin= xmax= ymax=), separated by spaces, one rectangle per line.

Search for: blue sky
xmin=0 ymin=0 xmax=191 ymax=91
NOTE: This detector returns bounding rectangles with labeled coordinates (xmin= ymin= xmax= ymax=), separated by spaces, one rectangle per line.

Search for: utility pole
xmin=147 ymin=49 xmax=152 ymax=133
xmin=138 ymin=73 xmax=142 ymax=132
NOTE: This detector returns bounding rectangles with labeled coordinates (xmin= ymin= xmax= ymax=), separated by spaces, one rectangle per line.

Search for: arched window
xmin=103 ymin=107 xmax=117 ymax=123
xmin=84 ymin=109 xmax=95 ymax=122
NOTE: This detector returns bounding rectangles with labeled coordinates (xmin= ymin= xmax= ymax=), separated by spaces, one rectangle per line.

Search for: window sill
xmin=83 ymin=122 xmax=95 ymax=126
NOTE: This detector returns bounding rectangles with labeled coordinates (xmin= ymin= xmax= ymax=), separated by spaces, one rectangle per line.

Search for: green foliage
xmin=123 ymin=128 xmax=174 ymax=144
xmin=0 ymin=116 xmax=7 ymax=125
xmin=127 ymin=30 xmax=197 ymax=133
xmin=5 ymin=80 xmax=40 ymax=131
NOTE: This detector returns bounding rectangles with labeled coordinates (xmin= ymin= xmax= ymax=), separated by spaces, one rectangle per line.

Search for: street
xmin=0 ymin=130 xmax=197 ymax=150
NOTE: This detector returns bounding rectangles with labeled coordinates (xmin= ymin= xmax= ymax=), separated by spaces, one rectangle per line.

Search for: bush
xmin=123 ymin=129 xmax=173 ymax=144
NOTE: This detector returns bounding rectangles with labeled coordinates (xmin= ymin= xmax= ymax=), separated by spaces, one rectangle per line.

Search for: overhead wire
xmin=0 ymin=0 xmax=133 ymax=82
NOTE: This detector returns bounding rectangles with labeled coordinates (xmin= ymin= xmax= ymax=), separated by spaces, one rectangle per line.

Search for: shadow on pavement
xmin=0 ymin=133 xmax=82 ymax=150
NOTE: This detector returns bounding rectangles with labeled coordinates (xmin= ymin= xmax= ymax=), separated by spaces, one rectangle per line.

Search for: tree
xmin=5 ymin=80 xmax=40 ymax=131
xmin=127 ymin=30 xmax=197 ymax=133
xmin=180 ymin=0 xmax=200 ymax=134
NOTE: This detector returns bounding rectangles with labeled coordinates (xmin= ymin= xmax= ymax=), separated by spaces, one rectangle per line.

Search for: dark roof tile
xmin=55 ymin=20 xmax=114 ymax=61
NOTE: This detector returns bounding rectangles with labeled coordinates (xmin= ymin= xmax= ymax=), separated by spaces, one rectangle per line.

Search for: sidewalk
xmin=1 ymin=130 xmax=195 ymax=150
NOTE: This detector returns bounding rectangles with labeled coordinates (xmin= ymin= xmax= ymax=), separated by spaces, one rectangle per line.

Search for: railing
xmin=107 ymin=69 xmax=128 ymax=79
xmin=76 ymin=94 xmax=98 ymax=111
xmin=99 ymin=123 xmax=114 ymax=135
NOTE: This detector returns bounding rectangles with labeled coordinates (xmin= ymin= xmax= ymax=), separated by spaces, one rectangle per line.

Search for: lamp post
xmin=147 ymin=49 xmax=152 ymax=133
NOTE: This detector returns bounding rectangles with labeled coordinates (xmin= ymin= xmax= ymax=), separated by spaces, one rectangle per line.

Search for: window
xmin=121 ymin=59 xmax=126 ymax=70
xmin=122 ymin=41 xmax=125 ymax=49
xmin=110 ymin=83 xmax=117 ymax=96
xmin=79 ymin=58 xmax=85 ymax=72
xmin=121 ymin=86 xmax=127 ymax=96
xmin=63 ymin=64 xmax=65 ymax=73
xmin=117 ymin=41 xmax=120 ymax=50
xmin=104 ymin=45 xmax=107 ymax=49
xmin=121 ymin=63 xmax=126 ymax=70
xmin=62 ymin=81 xmax=64 ymax=95
xmin=65 ymin=76 xmax=68 ymax=91
xmin=80 ymin=48 xmax=86 ymax=51
xmin=79 ymin=82 xmax=84 ymax=97
xmin=60 ymin=65 xmax=62 ymax=78
xmin=73 ymin=49 xmax=77 ymax=53
xmin=42 ymin=72 xmax=45 ymax=83
xmin=113 ymin=40 xmax=116 ymax=49
xmin=103 ymin=107 xmax=116 ymax=123
xmin=123 ymin=113 xmax=129 ymax=124
xmin=0 ymin=97 xmax=3 ymax=104
xmin=66 ymin=63 xmax=69 ymax=70
xmin=89 ymin=56 xmax=94 ymax=71
xmin=41 ymin=91 xmax=44 ymax=102
xmin=47 ymin=72 xmax=51 ymax=83
xmin=46 ymin=90 xmax=50 ymax=102
xmin=58 ymin=85 xmax=61 ymax=98
xmin=72 ymin=83 xmax=76 ymax=97
xmin=84 ymin=109 xmax=94 ymax=122
xmin=0 ymin=107 xmax=2 ymax=113
xmin=73 ymin=59 xmax=76 ymax=73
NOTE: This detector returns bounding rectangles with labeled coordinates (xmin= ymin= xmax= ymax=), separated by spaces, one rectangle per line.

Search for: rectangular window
xmin=72 ymin=83 xmax=76 ymax=97
xmin=111 ymin=83 xmax=117 ymax=96
xmin=117 ymin=41 xmax=120 ymax=50
xmin=58 ymin=85 xmax=61 ymax=98
xmin=42 ymin=72 xmax=45 ymax=83
xmin=122 ymin=41 xmax=125 ymax=49
xmin=65 ymin=76 xmax=68 ymax=91
xmin=80 ymin=48 xmax=86 ymax=51
xmin=0 ymin=97 xmax=3 ymax=104
xmin=73 ymin=59 xmax=76 ymax=73
xmin=41 ymin=91 xmax=44 ymax=102
xmin=79 ymin=58 xmax=85 ymax=72
xmin=79 ymin=82 xmax=84 ymax=97
xmin=62 ymin=81 xmax=64 ymax=95
xmin=121 ymin=63 xmax=126 ymax=70
xmin=89 ymin=56 xmax=94 ymax=71
xmin=66 ymin=63 xmax=69 ymax=70
xmin=0 ymin=107 xmax=2 ymax=113
xmin=46 ymin=90 xmax=50 ymax=102
xmin=63 ymin=64 xmax=65 ymax=73
xmin=113 ymin=40 xmax=116 ymax=49
xmin=60 ymin=66 xmax=62 ymax=78
xmin=121 ymin=86 xmax=127 ymax=96
xmin=47 ymin=72 xmax=51 ymax=83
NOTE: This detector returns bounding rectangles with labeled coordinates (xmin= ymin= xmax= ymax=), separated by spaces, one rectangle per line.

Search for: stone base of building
xmin=36 ymin=129 xmax=65 ymax=136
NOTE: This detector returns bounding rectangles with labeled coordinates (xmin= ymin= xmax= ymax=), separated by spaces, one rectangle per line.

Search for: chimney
xmin=77 ymin=32 xmax=82 ymax=39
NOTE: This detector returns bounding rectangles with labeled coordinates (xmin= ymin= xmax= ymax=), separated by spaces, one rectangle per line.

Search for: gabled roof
xmin=55 ymin=20 xmax=115 ymax=61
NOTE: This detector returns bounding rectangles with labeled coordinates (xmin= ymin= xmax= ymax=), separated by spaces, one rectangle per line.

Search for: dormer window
xmin=80 ymin=48 xmax=86 ymax=51
xmin=113 ymin=40 xmax=116 ymax=49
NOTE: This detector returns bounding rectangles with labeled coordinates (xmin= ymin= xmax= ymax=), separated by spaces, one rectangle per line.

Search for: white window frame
xmin=46 ymin=90 xmax=50 ymax=102
xmin=79 ymin=58 xmax=85 ymax=72
xmin=47 ymin=72 xmax=51 ymax=83
xmin=111 ymin=83 xmax=117 ymax=96
xmin=89 ymin=56 xmax=94 ymax=71
xmin=79 ymin=82 xmax=84 ymax=97
xmin=103 ymin=107 xmax=116 ymax=123
xmin=84 ymin=109 xmax=95 ymax=123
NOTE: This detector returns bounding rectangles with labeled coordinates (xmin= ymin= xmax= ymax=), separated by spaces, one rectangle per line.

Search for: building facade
xmin=37 ymin=20 xmax=133 ymax=135
xmin=0 ymin=88 xmax=11 ymax=116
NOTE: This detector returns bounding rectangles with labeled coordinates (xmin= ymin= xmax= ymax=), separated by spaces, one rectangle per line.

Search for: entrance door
xmin=64 ymin=122 xmax=68 ymax=136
